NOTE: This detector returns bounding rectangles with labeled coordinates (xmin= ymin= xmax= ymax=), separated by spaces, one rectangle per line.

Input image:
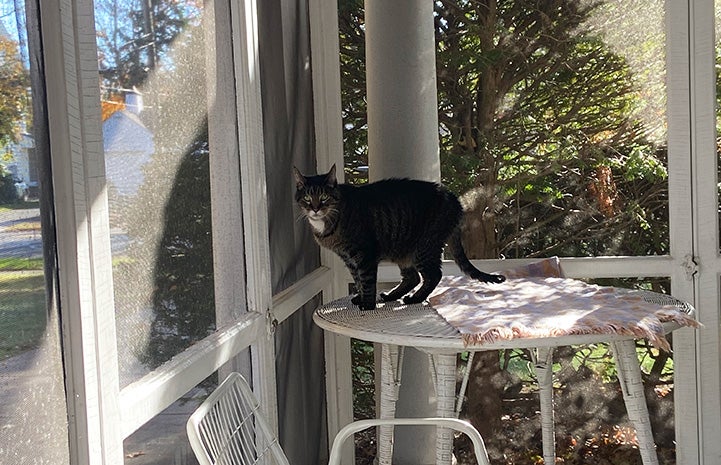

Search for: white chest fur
xmin=308 ymin=217 xmax=325 ymax=234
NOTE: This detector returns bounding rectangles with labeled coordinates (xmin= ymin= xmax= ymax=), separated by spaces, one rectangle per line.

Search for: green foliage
xmin=340 ymin=0 xmax=669 ymax=259
xmin=0 ymin=37 xmax=29 ymax=146
xmin=338 ymin=0 xmax=368 ymax=184
xmin=608 ymin=145 xmax=668 ymax=182
xmin=351 ymin=338 xmax=375 ymax=419
xmin=0 ymin=165 xmax=20 ymax=204
xmin=435 ymin=0 xmax=667 ymax=258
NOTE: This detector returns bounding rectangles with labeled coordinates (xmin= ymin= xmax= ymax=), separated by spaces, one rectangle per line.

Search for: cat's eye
xmin=320 ymin=193 xmax=329 ymax=201
xmin=303 ymin=195 xmax=311 ymax=202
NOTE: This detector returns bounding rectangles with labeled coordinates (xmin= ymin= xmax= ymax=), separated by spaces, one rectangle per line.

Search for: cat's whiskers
xmin=295 ymin=211 xmax=308 ymax=223
xmin=324 ymin=207 xmax=339 ymax=220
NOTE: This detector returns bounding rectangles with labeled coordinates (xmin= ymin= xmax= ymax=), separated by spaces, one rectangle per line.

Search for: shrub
xmin=0 ymin=166 xmax=20 ymax=204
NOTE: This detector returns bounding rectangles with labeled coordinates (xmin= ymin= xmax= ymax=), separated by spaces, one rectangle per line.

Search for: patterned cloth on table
xmin=429 ymin=258 xmax=700 ymax=351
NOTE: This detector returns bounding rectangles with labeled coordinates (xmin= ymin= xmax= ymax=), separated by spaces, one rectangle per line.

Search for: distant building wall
xmin=102 ymin=106 xmax=154 ymax=197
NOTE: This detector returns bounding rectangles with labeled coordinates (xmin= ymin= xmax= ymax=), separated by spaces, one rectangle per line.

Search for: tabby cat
xmin=294 ymin=164 xmax=505 ymax=310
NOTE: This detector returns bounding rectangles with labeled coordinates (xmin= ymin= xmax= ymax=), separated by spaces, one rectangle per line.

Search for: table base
xmin=377 ymin=341 xmax=659 ymax=465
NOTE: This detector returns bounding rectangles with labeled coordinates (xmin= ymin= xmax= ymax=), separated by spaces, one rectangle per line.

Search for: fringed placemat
xmin=428 ymin=276 xmax=700 ymax=351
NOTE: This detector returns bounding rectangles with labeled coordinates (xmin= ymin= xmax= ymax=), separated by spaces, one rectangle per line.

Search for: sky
xmin=0 ymin=1 xmax=21 ymax=41
xmin=0 ymin=1 xmax=29 ymax=68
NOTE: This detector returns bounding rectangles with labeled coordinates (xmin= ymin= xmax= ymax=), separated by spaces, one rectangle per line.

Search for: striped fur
xmin=294 ymin=165 xmax=504 ymax=310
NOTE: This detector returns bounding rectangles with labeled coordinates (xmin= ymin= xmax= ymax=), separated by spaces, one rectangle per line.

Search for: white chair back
xmin=186 ymin=372 xmax=291 ymax=465
xmin=187 ymin=372 xmax=491 ymax=465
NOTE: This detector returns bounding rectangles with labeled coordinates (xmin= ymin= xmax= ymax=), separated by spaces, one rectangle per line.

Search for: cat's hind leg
xmin=380 ymin=266 xmax=420 ymax=302
xmin=402 ymin=247 xmax=443 ymax=305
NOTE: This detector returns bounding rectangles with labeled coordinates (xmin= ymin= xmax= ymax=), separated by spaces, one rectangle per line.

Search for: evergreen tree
xmin=339 ymin=0 xmax=670 ymax=455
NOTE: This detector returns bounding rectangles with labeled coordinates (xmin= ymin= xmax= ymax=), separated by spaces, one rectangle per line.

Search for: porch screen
xmin=0 ymin=1 xmax=70 ymax=462
xmin=95 ymin=0 xmax=222 ymax=389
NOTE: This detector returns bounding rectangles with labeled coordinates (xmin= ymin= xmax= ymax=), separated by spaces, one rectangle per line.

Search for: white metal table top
xmin=313 ymin=288 xmax=695 ymax=352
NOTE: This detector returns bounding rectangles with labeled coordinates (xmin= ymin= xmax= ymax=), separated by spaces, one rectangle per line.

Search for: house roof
xmin=102 ymin=110 xmax=154 ymax=154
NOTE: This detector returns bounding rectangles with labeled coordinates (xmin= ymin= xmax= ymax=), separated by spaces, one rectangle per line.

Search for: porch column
xmin=365 ymin=1 xmax=440 ymax=464
xmin=366 ymin=0 xmax=440 ymax=182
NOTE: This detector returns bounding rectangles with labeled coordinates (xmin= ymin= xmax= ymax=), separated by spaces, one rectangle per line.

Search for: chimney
xmin=125 ymin=89 xmax=144 ymax=115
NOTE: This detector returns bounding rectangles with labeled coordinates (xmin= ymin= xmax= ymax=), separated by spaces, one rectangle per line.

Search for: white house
xmin=102 ymin=91 xmax=154 ymax=197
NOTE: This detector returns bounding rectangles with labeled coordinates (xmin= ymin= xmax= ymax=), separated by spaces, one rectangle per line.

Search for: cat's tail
xmin=448 ymin=227 xmax=506 ymax=283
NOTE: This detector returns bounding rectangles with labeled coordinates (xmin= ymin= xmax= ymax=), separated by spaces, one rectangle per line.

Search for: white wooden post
xmin=365 ymin=0 xmax=440 ymax=462
xmin=689 ymin=0 xmax=721 ymax=463
xmin=665 ymin=1 xmax=702 ymax=464
xmin=365 ymin=0 xmax=440 ymax=183
xmin=41 ymin=0 xmax=123 ymax=463
xmin=230 ymin=0 xmax=280 ymax=436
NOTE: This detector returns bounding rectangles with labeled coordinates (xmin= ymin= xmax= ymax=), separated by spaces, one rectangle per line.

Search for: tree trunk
xmin=459 ymin=185 xmax=506 ymax=458
xmin=459 ymin=186 xmax=500 ymax=259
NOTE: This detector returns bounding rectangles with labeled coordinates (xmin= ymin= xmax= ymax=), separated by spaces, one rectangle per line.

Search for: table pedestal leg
xmin=611 ymin=339 xmax=659 ymax=465
xmin=534 ymin=347 xmax=556 ymax=465
xmin=378 ymin=344 xmax=404 ymax=465
xmin=431 ymin=353 xmax=457 ymax=465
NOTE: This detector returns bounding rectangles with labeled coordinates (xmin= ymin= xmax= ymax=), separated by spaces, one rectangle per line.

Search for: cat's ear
xmin=326 ymin=164 xmax=338 ymax=187
xmin=292 ymin=166 xmax=306 ymax=189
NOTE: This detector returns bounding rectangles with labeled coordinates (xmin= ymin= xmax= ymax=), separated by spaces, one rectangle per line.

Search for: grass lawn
xmin=0 ymin=271 xmax=47 ymax=360
xmin=0 ymin=200 xmax=39 ymax=212
xmin=5 ymin=221 xmax=41 ymax=232
xmin=0 ymin=257 xmax=44 ymax=271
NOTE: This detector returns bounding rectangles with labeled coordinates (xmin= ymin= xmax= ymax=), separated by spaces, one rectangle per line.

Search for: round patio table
xmin=314 ymin=285 xmax=696 ymax=465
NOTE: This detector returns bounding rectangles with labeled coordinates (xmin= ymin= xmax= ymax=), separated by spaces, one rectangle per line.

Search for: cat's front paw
xmin=402 ymin=294 xmax=425 ymax=305
xmin=351 ymin=294 xmax=377 ymax=310
xmin=357 ymin=301 xmax=376 ymax=311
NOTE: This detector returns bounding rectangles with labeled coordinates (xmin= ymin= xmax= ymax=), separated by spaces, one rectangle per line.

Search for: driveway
xmin=0 ymin=206 xmax=130 ymax=258
xmin=0 ymin=206 xmax=42 ymax=259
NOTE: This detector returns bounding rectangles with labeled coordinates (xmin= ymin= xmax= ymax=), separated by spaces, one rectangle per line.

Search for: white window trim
xmin=227 ymin=0 xmax=280 ymax=434
xmin=689 ymin=0 xmax=721 ymax=463
xmin=111 ymin=0 xmax=282 ymax=441
xmin=41 ymin=0 xmax=283 ymax=462
xmin=119 ymin=313 xmax=265 ymax=438
xmin=41 ymin=1 xmax=123 ymax=463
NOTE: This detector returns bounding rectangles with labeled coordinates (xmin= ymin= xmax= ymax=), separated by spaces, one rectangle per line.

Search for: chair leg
xmin=378 ymin=344 xmax=404 ymax=465
xmin=611 ymin=340 xmax=660 ymax=465
xmin=534 ymin=347 xmax=556 ymax=465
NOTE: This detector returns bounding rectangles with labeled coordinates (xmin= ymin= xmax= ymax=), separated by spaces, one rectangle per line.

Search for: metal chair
xmin=186 ymin=372 xmax=491 ymax=465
